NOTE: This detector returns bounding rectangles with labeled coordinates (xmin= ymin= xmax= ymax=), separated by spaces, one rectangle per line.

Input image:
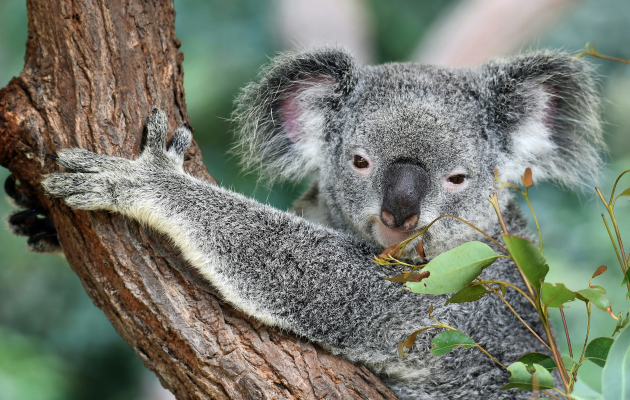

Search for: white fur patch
xmin=499 ymin=118 xmax=557 ymax=184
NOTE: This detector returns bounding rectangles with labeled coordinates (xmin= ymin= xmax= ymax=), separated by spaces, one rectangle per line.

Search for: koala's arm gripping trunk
xmin=0 ymin=1 xmax=397 ymax=399
xmin=135 ymin=175 xmax=409 ymax=344
xmin=43 ymin=112 xmax=414 ymax=357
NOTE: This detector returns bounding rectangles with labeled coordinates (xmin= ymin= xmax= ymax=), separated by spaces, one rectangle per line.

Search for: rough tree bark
xmin=0 ymin=1 xmax=397 ymax=399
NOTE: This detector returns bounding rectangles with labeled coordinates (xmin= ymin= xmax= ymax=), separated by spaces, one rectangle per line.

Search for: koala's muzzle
xmin=381 ymin=163 xmax=428 ymax=232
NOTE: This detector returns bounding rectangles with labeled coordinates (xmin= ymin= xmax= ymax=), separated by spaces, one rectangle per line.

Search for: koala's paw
xmin=43 ymin=109 xmax=192 ymax=212
xmin=4 ymin=174 xmax=62 ymax=253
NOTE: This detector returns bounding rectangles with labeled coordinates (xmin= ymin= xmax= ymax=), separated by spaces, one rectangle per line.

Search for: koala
xmin=5 ymin=174 xmax=61 ymax=252
xmin=12 ymin=48 xmax=603 ymax=399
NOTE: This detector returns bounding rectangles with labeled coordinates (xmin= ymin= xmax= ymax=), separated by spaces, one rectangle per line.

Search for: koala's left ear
xmin=481 ymin=51 xmax=604 ymax=188
xmin=233 ymin=48 xmax=358 ymax=182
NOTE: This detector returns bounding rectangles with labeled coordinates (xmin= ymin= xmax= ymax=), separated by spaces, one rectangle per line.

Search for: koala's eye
xmin=353 ymin=155 xmax=369 ymax=169
xmin=447 ymin=175 xmax=466 ymax=184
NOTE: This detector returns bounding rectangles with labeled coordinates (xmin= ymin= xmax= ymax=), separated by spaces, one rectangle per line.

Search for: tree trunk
xmin=0 ymin=1 xmax=397 ymax=399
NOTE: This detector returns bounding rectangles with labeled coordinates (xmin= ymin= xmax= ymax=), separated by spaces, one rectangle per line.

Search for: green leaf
xmin=517 ymin=352 xmax=557 ymax=372
xmin=501 ymin=362 xmax=555 ymax=391
xmin=445 ymin=284 xmax=489 ymax=304
xmin=571 ymin=380 xmax=604 ymax=400
xmin=583 ymin=337 xmax=614 ymax=368
xmin=562 ymin=354 xmax=582 ymax=374
xmin=618 ymin=188 xmax=630 ymax=198
xmin=540 ymin=282 xmax=575 ymax=308
xmin=407 ymin=242 xmax=499 ymax=295
xmin=502 ymin=235 xmax=549 ymax=290
xmin=575 ymin=285 xmax=612 ymax=312
xmin=430 ymin=330 xmax=476 ymax=356
xmin=622 ymin=269 xmax=630 ymax=286
xmin=602 ymin=324 xmax=630 ymax=399
xmin=612 ymin=309 xmax=630 ymax=337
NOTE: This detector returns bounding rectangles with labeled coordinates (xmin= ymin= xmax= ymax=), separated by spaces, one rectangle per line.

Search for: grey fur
xmin=41 ymin=49 xmax=603 ymax=399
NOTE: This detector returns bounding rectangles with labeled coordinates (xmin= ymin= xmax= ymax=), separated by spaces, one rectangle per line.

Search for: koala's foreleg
xmin=42 ymin=110 xmax=416 ymax=350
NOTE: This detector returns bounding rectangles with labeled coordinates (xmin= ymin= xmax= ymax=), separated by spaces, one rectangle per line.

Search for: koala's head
xmin=234 ymin=48 xmax=603 ymax=257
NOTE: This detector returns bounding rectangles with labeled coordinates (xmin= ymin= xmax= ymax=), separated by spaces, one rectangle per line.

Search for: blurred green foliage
xmin=0 ymin=0 xmax=629 ymax=398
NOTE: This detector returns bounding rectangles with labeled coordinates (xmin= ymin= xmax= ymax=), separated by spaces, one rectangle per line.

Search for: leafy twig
xmin=560 ymin=309 xmax=573 ymax=359
xmin=483 ymin=283 xmax=551 ymax=352
xmin=576 ymin=42 xmax=630 ymax=64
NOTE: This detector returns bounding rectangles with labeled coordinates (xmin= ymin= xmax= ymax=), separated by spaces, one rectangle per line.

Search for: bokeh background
xmin=1 ymin=0 xmax=630 ymax=398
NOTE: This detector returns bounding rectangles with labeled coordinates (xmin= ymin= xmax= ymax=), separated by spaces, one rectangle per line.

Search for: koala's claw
xmin=4 ymin=174 xmax=62 ymax=253
xmin=5 ymin=173 xmax=36 ymax=209
xmin=27 ymin=231 xmax=61 ymax=253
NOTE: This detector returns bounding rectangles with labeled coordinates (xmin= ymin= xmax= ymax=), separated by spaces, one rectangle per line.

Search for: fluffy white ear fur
xmin=232 ymin=47 xmax=357 ymax=184
xmin=488 ymin=53 xmax=603 ymax=190
xmin=276 ymin=77 xmax=336 ymax=180
xmin=497 ymin=89 xmax=560 ymax=185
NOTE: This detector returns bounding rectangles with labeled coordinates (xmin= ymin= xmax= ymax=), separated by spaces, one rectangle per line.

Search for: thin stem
xmin=489 ymin=193 xmax=537 ymax=301
xmin=489 ymin=193 xmax=509 ymax=235
xmin=483 ymin=284 xmax=551 ymax=352
xmin=607 ymin=169 xmax=630 ymax=205
xmin=494 ymin=179 xmax=544 ymax=252
xmin=596 ymin=188 xmax=627 ymax=273
xmin=552 ymin=388 xmax=572 ymax=399
xmin=543 ymin=320 xmax=572 ymax=394
xmin=476 ymin=280 xmax=535 ymax=307
xmin=414 ymin=214 xmax=509 ymax=254
xmin=523 ymin=192 xmax=543 ymax=253
xmin=377 ymin=256 xmax=425 ymax=268
xmin=476 ymin=344 xmax=506 ymax=369
xmin=576 ymin=44 xmax=630 ymax=65
xmin=560 ymin=309 xmax=573 ymax=358
xmin=575 ymin=303 xmax=592 ymax=384
xmin=598 ymin=192 xmax=630 ymax=292
xmin=601 ymin=214 xmax=625 ymax=277
xmin=541 ymin=390 xmax=564 ymax=400
xmin=610 ymin=213 xmax=627 ymax=272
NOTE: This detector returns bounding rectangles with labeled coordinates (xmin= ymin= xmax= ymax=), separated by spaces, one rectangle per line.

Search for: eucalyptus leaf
xmin=430 ymin=330 xmax=476 ymax=356
xmin=612 ymin=309 xmax=630 ymax=337
xmin=583 ymin=337 xmax=614 ymax=368
xmin=561 ymin=354 xmax=581 ymax=374
xmin=575 ymin=286 xmax=612 ymax=312
xmin=540 ymin=282 xmax=575 ymax=308
xmin=401 ymin=326 xmax=436 ymax=352
xmin=502 ymin=235 xmax=549 ymax=290
xmin=517 ymin=352 xmax=557 ymax=372
xmin=602 ymin=324 xmax=630 ymax=399
xmin=385 ymin=272 xmax=430 ymax=283
xmin=592 ymin=265 xmax=607 ymax=279
xmin=501 ymin=362 xmax=555 ymax=391
xmin=445 ymin=284 xmax=489 ymax=304
xmin=407 ymin=242 xmax=498 ymax=295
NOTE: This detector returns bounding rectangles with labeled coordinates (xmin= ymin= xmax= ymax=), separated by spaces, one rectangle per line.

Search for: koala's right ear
xmin=233 ymin=48 xmax=357 ymax=182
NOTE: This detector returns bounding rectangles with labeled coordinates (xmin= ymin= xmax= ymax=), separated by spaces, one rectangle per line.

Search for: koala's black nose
xmin=381 ymin=162 xmax=428 ymax=231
